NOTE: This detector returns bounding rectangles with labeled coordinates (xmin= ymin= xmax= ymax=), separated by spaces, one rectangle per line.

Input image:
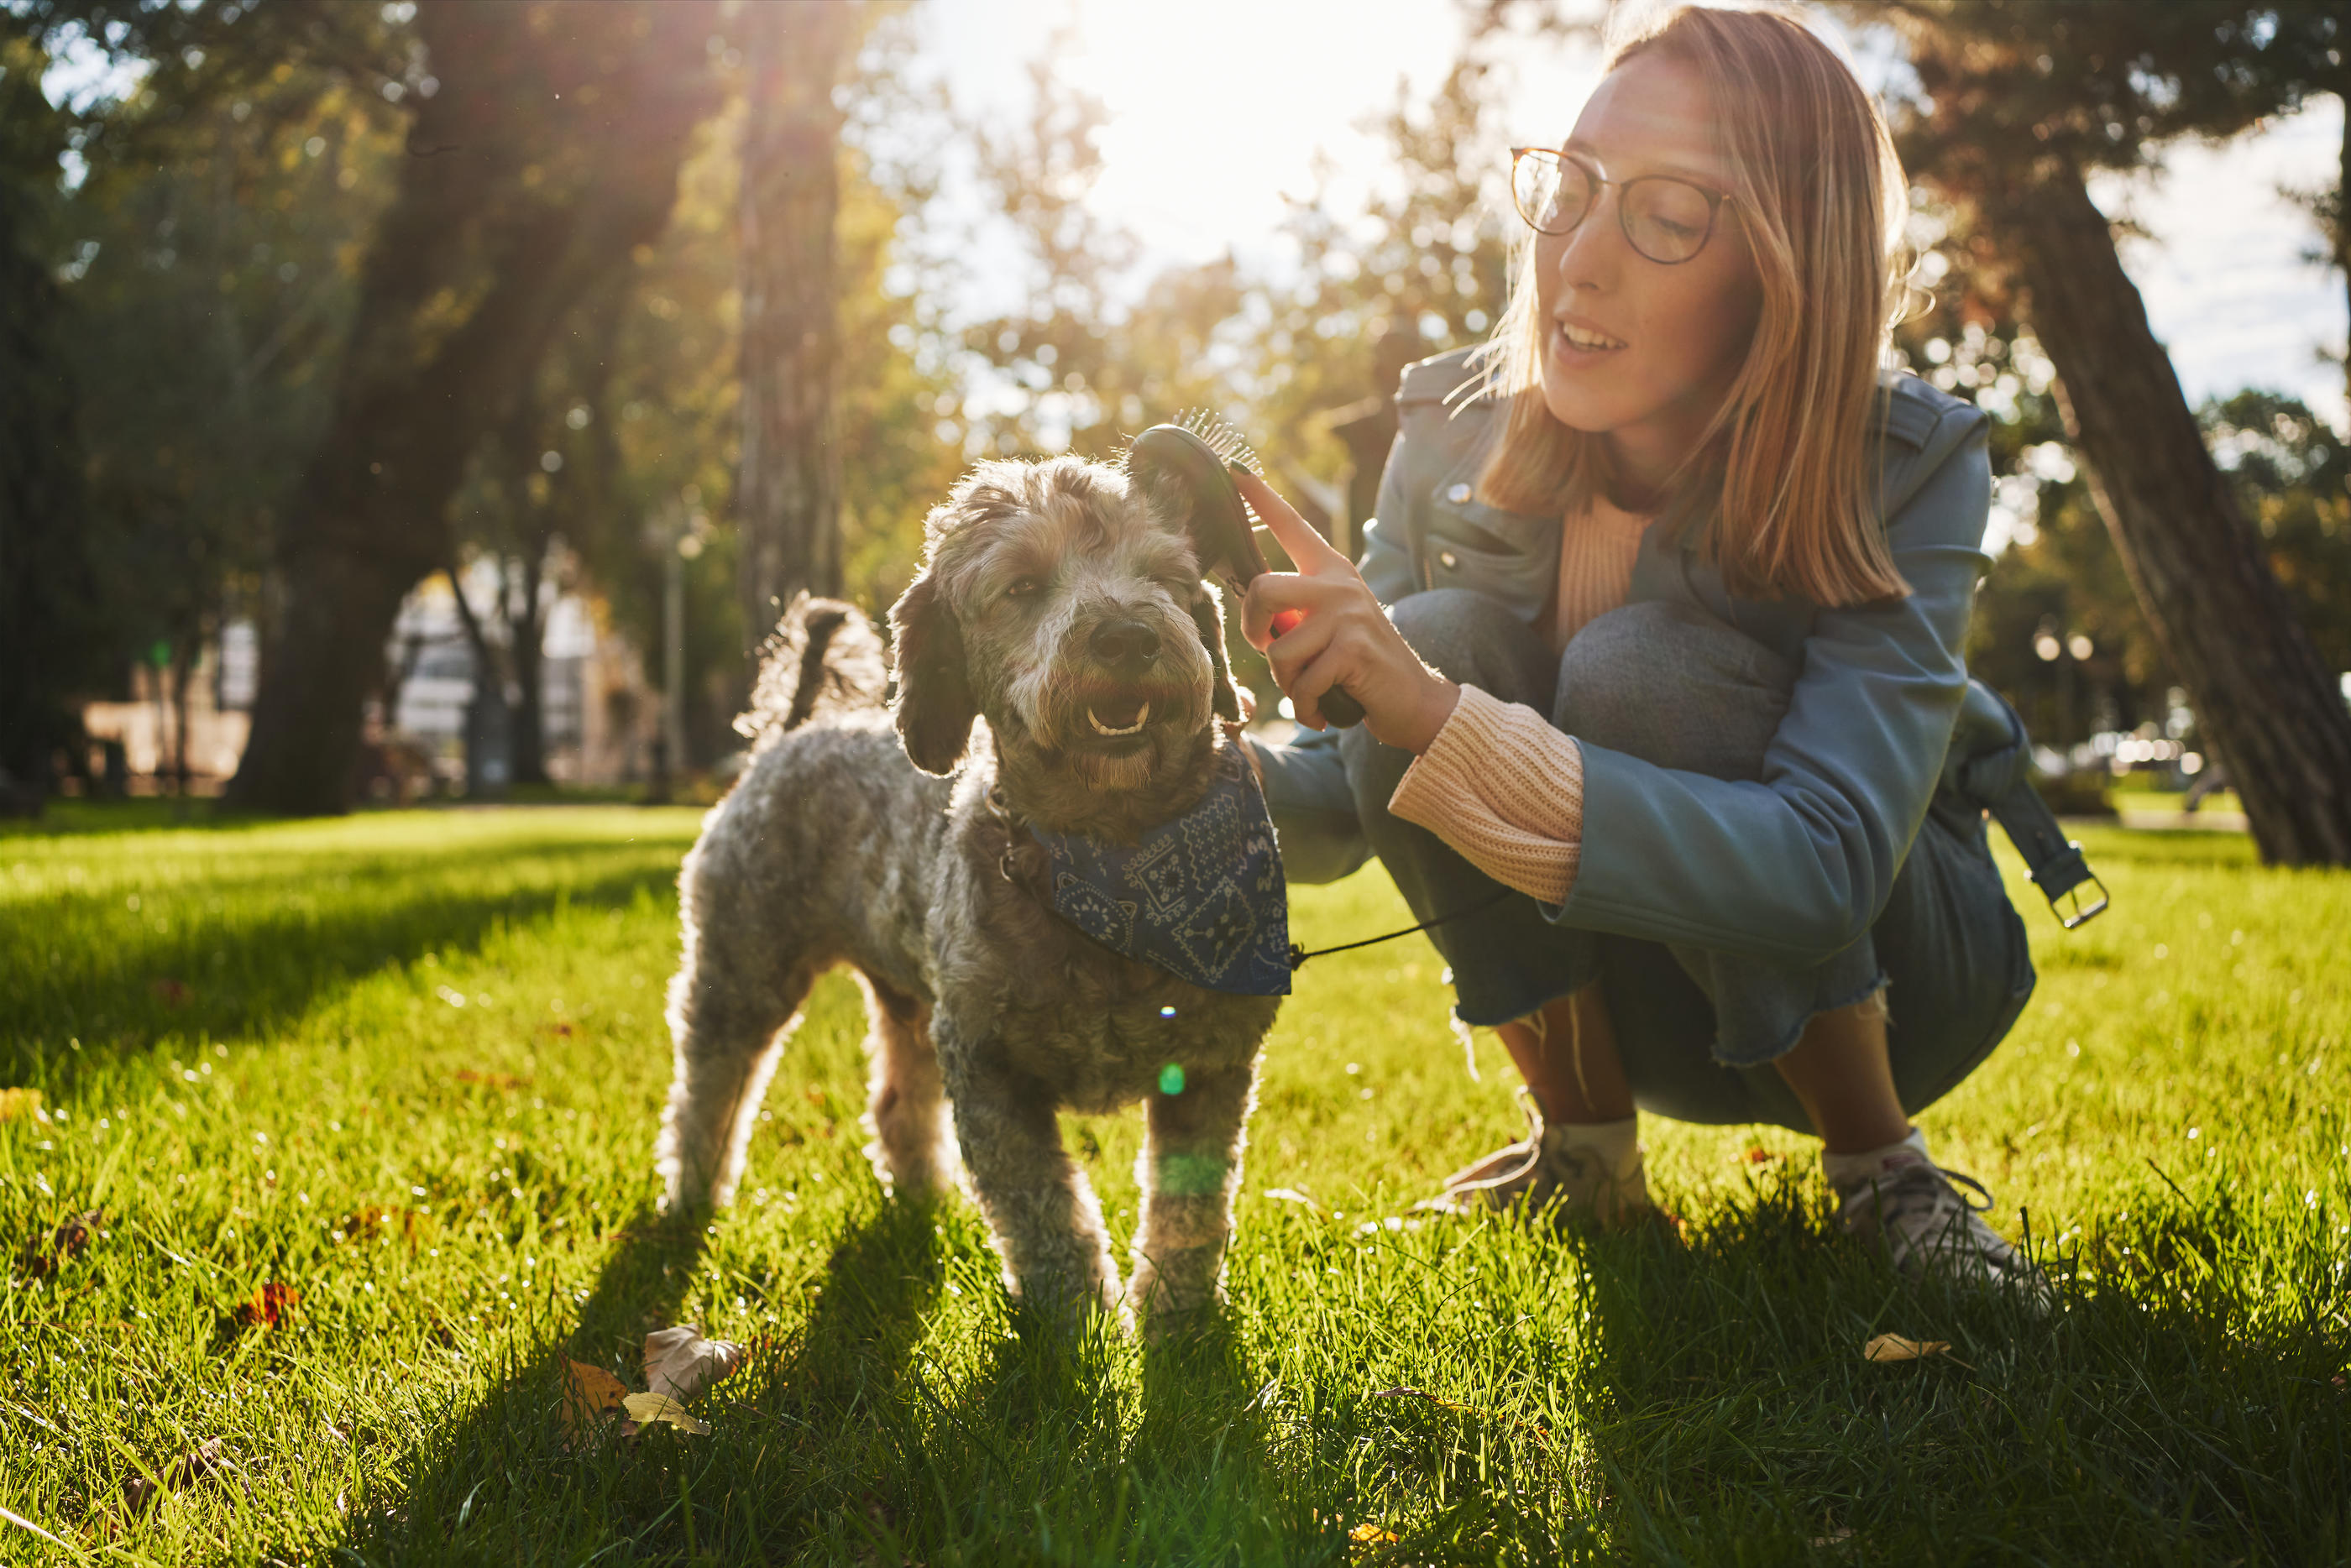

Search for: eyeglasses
xmin=1508 ymin=146 xmax=1732 ymax=266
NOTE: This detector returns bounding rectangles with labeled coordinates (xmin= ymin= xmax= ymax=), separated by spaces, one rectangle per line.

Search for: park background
xmin=3 ymin=0 xmax=2348 ymax=1562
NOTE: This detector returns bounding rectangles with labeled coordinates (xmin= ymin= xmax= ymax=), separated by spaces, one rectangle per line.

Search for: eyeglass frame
xmin=1507 ymin=145 xmax=1736 ymax=266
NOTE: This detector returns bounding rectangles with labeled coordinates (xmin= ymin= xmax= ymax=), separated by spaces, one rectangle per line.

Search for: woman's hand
xmin=1233 ymin=469 xmax=1461 ymax=753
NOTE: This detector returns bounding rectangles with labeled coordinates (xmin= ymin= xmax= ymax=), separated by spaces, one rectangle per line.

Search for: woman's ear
xmin=888 ymin=569 xmax=977 ymax=775
xmin=1190 ymin=584 xmax=1243 ymax=725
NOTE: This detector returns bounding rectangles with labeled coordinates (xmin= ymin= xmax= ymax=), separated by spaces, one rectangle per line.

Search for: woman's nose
xmin=1549 ymin=191 xmax=1626 ymax=290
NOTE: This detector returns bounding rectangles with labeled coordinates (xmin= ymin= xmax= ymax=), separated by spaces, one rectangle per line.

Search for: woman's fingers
xmin=1239 ymin=571 xmax=1356 ymax=648
xmin=1233 ymin=470 xmax=1348 ymax=573
xmin=1264 ymin=606 xmax=1339 ymax=696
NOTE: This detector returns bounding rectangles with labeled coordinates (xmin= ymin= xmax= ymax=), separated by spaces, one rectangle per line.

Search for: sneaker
xmin=1827 ymin=1132 xmax=2050 ymax=1304
xmin=1419 ymin=1093 xmax=1651 ymax=1227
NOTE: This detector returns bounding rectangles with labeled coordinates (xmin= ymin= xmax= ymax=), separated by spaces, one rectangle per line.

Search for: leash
xmin=1285 ymin=889 xmax=1513 ymax=971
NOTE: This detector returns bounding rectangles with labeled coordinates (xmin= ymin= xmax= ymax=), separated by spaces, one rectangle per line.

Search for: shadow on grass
xmin=317 ymin=1185 xmax=1296 ymax=1565
xmin=3 ymin=849 xmax=679 ymax=1089
xmin=320 ymin=1195 xmax=952 ymax=1564
xmin=1564 ymin=1167 xmax=2351 ymax=1562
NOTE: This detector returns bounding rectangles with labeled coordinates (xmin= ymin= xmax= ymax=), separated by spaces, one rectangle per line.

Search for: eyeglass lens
xmin=1513 ymin=152 xmax=1715 ymax=264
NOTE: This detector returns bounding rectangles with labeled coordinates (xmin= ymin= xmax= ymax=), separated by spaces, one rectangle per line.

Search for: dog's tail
xmin=733 ymin=593 xmax=890 ymax=746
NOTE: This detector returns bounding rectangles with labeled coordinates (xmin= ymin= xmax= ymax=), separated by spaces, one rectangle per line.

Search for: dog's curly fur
xmin=656 ymin=455 xmax=1280 ymax=1329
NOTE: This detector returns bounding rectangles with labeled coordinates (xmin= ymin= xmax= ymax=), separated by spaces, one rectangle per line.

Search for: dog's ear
xmin=888 ymin=568 xmax=977 ymax=775
xmin=1190 ymin=584 xmax=1244 ymax=725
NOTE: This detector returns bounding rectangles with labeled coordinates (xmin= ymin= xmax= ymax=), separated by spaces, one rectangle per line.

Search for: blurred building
xmin=75 ymin=567 xmax=662 ymax=798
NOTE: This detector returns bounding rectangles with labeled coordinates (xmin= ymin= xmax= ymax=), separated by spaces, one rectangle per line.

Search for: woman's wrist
xmin=1395 ymin=676 xmax=1463 ymax=755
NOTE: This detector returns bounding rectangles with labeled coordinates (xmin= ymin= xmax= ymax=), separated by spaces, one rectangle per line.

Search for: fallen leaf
xmin=563 ymin=1359 xmax=631 ymax=1445
xmin=1736 ymin=1147 xmax=1782 ymax=1165
xmin=643 ymin=1324 xmax=744 ymax=1404
xmin=0 ymin=1087 xmax=40 ymax=1123
xmin=1809 ymin=1527 xmax=1856 ymax=1547
xmin=804 ymin=1085 xmax=826 ymax=1105
xmin=454 ymin=1068 xmax=530 ymax=1090
xmin=1862 ymin=1333 xmax=1973 ymax=1370
xmin=1350 ymin=1520 xmax=1401 ymax=1546
xmin=622 ymin=1392 xmax=709 ymax=1436
xmin=150 ymin=977 xmax=191 ymax=1006
xmin=123 ymin=1436 xmax=230 ymax=1515
xmin=235 ymin=1282 xmax=300 ymax=1330
xmin=19 ymin=1209 xmax=102 ymax=1280
xmin=1263 ymin=1187 xmax=1322 ymax=1212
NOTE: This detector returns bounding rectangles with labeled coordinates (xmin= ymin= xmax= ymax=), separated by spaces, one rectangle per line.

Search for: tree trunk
xmin=2336 ymin=92 xmax=2349 ymax=410
xmin=443 ymin=563 xmax=510 ymax=799
xmin=227 ymin=0 xmax=715 ymax=815
xmin=736 ymin=1 xmax=854 ymax=645
xmin=1999 ymin=163 xmax=2351 ymax=865
xmin=509 ymin=546 xmax=549 ymax=787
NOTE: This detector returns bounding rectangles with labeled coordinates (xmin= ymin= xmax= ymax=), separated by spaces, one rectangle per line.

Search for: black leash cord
xmin=1285 ymin=889 xmax=1513 ymax=971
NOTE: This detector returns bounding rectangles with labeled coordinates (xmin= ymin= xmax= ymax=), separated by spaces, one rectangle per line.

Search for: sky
xmin=919 ymin=0 xmax=2348 ymax=428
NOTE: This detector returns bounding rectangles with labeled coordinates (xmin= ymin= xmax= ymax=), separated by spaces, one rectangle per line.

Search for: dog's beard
xmin=1068 ymin=741 xmax=1161 ymax=793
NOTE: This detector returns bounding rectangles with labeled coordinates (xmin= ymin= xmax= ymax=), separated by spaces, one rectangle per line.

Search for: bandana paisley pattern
xmin=1029 ymin=745 xmax=1291 ymax=996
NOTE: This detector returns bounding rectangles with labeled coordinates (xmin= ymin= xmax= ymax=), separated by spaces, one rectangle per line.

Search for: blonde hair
xmin=1471 ymin=3 xmax=1913 ymax=606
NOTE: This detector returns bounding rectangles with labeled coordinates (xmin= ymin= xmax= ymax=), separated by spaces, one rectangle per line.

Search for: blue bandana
xmin=1024 ymin=745 xmax=1292 ymax=996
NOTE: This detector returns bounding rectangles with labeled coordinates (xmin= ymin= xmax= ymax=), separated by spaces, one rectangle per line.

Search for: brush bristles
xmin=1174 ymin=410 xmax=1261 ymax=477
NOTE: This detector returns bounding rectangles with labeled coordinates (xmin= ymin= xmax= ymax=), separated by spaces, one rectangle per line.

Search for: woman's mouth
xmin=1552 ymin=316 xmax=1627 ymax=356
xmin=1086 ymin=696 xmax=1151 ymax=737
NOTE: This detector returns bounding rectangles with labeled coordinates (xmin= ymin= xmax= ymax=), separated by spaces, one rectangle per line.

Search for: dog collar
xmin=1000 ymin=745 xmax=1291 ymax=996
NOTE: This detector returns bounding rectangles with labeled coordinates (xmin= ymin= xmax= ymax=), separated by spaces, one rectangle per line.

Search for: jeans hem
xmin=1451 ymin=974 xmax=1603 ymax=1032
xmin=1710 ymin=970 xmax=1893 ymax=1070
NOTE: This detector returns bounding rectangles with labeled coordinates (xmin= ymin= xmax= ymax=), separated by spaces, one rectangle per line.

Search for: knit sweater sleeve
xmin=1387 ymin=685 xmax=1584 ymax=904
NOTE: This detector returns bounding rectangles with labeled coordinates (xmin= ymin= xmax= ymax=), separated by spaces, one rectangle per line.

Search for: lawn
xmin=2 ymin=805 xmax=2344 ymax=1565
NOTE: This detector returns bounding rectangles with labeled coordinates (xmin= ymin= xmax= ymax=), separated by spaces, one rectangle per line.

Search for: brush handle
xmin=1263 ymin=610 xmax=1365 ymax=727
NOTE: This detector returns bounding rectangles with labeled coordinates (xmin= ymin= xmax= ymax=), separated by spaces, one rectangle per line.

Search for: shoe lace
xmin=1872 ymin=1161 xmax=1997 ymax=1241
xmin=1446 ymin=1090 xmax=1547 ymax=1196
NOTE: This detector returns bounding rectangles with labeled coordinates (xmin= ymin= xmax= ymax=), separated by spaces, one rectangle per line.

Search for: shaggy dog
xmin=654 ymin=455 xmax=1281 ymax=1330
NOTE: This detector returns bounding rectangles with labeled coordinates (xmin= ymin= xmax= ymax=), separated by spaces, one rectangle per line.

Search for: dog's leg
xmin=855 ymin=971 xmax=956 ymax=1198
xmin=1126 ymin=1061 xmax=1257 ymax=1330
xmin=940 ymin=1037 xmax=1120 ymax=1325
xmin=656 ymin=954 xmax=821 ymax=1215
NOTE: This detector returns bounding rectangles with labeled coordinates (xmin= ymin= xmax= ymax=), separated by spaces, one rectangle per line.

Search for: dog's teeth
xmin=1086 ymin=702 xmax=1150 ymax=737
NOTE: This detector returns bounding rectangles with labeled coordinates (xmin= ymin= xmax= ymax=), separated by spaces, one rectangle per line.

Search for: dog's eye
xmin=1006 ymin=576 xmax=1043 ymax=601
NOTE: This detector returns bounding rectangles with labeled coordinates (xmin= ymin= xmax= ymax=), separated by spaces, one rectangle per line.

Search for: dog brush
xmin=1125 ymin=412 xmax=1365 ymax=729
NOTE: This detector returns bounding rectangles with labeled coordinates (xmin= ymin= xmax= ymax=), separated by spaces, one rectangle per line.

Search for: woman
xmin=1242 ymin=3 xmax=2061 ymax=1293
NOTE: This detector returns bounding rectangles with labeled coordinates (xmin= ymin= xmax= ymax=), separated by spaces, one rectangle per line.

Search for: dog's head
xmin=888 ymin=455 xmax=1242 ymax=808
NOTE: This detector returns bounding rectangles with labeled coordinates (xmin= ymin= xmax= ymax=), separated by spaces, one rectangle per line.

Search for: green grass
xmin=2 ymin=806 xmax=2345 ymax=1564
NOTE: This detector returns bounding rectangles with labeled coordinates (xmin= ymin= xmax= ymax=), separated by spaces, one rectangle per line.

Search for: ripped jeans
xmin=1258 ymin=591 xmax=2034 ymax=1133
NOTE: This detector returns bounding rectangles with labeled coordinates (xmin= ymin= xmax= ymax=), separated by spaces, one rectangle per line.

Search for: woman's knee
xmin=1554 ymin=602 xmax=1793 ymax=780
xmin=1388 ymin=589 xmax=1553 ymax=708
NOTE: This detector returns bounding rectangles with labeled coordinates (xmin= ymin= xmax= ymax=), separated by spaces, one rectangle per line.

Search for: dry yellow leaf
xmin=562 ymin=1358 xmax=630 ymax=1445
xmin=1350 ymin=1521 xmax=1400 ymax=1544
xmin=1862 ymin=1333 xmax=1973 ymax=1369
xmin=623 ymin=1392 xmax=710 ymax=1435
xmin=643 ymin=1324 xmax=743 ymax=1404
xmin=0 ymin=1088 xmax=41 ymax=1123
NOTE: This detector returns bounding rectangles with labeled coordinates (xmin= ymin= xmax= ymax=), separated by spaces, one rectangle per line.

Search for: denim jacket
xmin=1261 ymin=346 xmax=1996 ymax=968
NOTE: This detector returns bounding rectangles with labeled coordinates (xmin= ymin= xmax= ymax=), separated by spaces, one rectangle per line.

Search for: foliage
xmin=1 ymin=809 xmax=2346 ymax=1560
xmin=2203 ymin=388 xmax=2351 ymax=678
xmin=61 ymin=54 xmax=406 ymax=698
xmin=0 ymin=26 xmax=103 ymax=789
xmin=1877 ymin=0 xmax=2348 ymax=198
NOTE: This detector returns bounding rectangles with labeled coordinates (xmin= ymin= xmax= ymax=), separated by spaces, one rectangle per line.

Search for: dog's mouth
xmin=1068 ymin=683 xmax=1182 ymax=754
xmin=1084 ymin=694 xmax=1152 ymax=738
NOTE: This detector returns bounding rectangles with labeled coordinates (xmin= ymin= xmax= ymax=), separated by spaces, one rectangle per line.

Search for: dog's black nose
xmin=1089 ymin=619 xmax=1160 ymax=668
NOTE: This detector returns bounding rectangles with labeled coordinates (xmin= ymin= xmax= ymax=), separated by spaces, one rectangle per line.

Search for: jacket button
xmin=1445 ymin=482 xmax=1473 ymax=504
xmin=1437 ymin=550 xmax=1459 ymax=571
